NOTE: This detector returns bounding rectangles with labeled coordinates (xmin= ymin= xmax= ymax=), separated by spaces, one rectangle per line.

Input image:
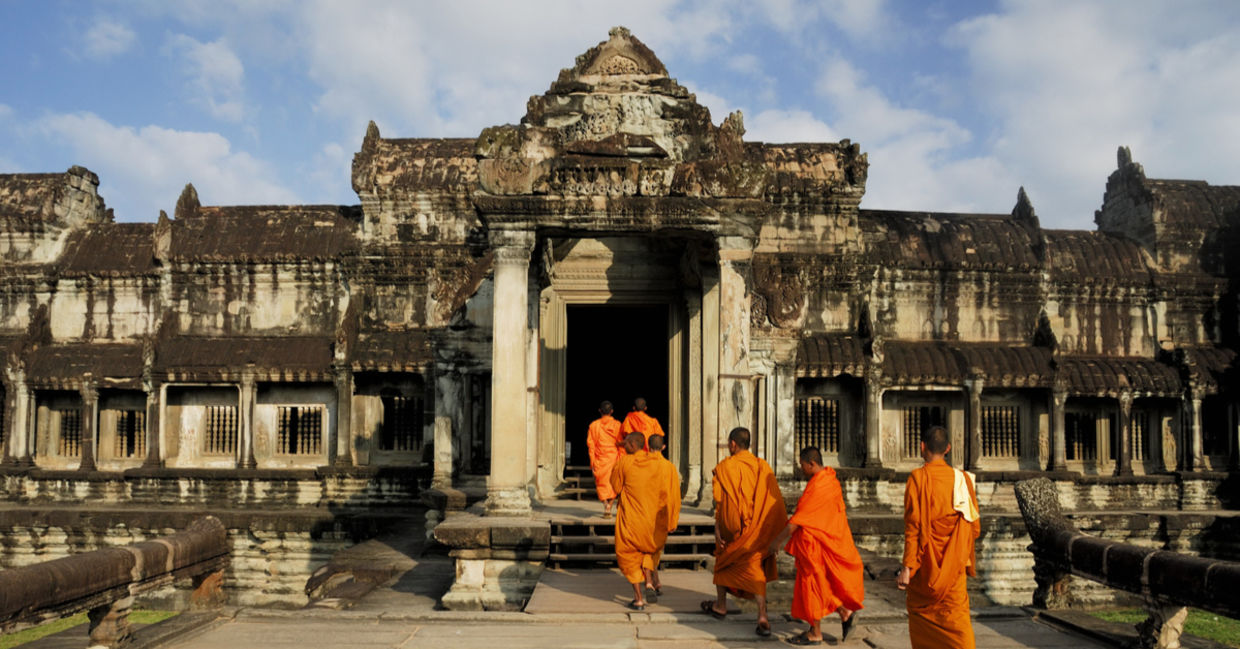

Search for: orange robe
xmin=611 ymin=450 xmax=682 ymax=583
xmin=902 ymin=459 xmax=980 ymax=649
xmin=621 ymin=411 xmax=665 ymax=450
xmin=786 ymin=466 xmax=865 ymax=622
xmin=587 ymin=415 xmax=624 ymax=501
xmin=712 ymin=449 xmax=787 ymax=599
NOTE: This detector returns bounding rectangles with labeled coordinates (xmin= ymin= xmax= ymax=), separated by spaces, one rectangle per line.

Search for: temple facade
xmin=1 ymin=28 xmax=1238 ymax=518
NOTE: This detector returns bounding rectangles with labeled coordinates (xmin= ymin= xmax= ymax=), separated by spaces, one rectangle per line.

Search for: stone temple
xmin=0 ymin=28 xmax=1237 ymax=607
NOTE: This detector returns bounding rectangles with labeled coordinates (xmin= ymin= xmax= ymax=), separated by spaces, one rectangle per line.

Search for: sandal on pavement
xmin=699 ymin=600 xmax=727 ymax=620
xmin=755 ymin=621 xmax=772 ymax=637
xmin=644 ymin=586 xmax=658 ymax=604
xmin=841 ymin=612 xmax=858 ymax=642
xmin=786 ymin=631 xmax=823 ymax=646
xmin=628 ymin=599 xmax=646 ymax=611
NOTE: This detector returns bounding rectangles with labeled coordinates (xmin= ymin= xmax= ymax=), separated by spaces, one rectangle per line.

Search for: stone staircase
xmin=559 ymin=465 xmax=597 ymax=501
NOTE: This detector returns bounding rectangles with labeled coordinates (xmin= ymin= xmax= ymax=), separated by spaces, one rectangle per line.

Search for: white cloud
xmin=0 ymin=104 xmax=13 ymax=121
xmin=950 ymin=0 xmax=1240 ymax=227
xmin=166 ymin=34 xmax=247 ymax=122
xmin=83 ymin=19 xmax=136 ymax=59
xmin=815 ymin=58 xmax=1018 ymax=214
xmin=745 ymin=109 xmax=838 ymax=143
xmin=37 ymin=112 xmax=297 ymax=221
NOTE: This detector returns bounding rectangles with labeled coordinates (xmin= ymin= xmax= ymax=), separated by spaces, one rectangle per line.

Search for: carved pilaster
xmin=1184 ymin=387 xmax=1203 ymax=472
xmin=239 ymin=369 xmax=257 ymax=469
xmin=142 ymin=375 xmax=163 ymax=468
xmin=863 ymin=367 xmax=883 ymax=468
xmin=78 ymin=378 xmax=98 ymax=472
xmin=332 ymin=365 xmax=353 ymax=467
xmin=966 ymin=377 xmax=984 ymax=471
xmin=1117 ymin=391 xmax=1134 ymax=476
xmin=1050 ymin=387 xmax=1068 ymax=471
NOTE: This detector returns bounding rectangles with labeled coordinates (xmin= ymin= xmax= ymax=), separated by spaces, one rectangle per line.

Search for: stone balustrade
xmin=1014 ymin=477 xmax=1240 ymax=649
xmin=0 ymin=515 xmax=229 ymax=648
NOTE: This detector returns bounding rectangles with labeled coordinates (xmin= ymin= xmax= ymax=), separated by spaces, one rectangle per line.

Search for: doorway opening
xmin=564 ymin=304 xmax=669 ymax=468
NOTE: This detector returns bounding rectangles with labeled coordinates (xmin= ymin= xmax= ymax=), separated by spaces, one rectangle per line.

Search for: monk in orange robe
xmin=587 ymin=401 xmax=624 ymax=517
xmin=621 ymin=397 xmax=664 ymax=450
xmin=897 ymin=425 xmax=981 ymax=649
xmin=611 ymin=431 xmax=681 ymax=610
xmin=778 ymin=446 xmax=864 ymax=645
xmin=703 ymin=427 xmax=787 ymax=638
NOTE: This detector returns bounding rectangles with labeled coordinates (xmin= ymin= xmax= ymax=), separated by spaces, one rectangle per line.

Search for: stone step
xmin=547 ymin=551 xmax=712 ymax=567
xmin=551 ymin=534 xmax=715 ymax=545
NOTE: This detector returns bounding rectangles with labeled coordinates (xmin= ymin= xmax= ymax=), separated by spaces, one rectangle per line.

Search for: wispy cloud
xmin=166 ymin=34 xmax=247 ymax=122
xmin=37 ymin=112 xmax=296 ymax=220
xmin=83 ymin=19 xmax=136 ymax=59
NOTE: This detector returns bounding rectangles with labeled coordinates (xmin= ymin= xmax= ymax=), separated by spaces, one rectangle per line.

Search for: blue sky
xmin=1 ymin=1 xmax=1238 ymax=229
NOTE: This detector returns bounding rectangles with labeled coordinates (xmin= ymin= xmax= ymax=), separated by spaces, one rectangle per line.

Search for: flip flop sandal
xmin=644 ymin=586 xmax=658 ymax=604
xmin=699 ymin=600 xmax=726 ymax=620
xmin=628 ymin=599 xmax=646 ymax=611
xmin=786 ymin=631 xmax=823 ymax=646
xmin=755 ymin=621 xmax=772 ymax=637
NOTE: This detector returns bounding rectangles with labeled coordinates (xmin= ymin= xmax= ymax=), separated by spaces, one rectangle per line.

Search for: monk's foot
xmin=699 ymin=600 xmax=726 ymax=619
xmin=755 ymin=620 xmax=772 ymax=637
xmin=840 ymin=611 xmax=859 ymax=641
xmin=627 ymin=599 xmax=646 ymax=611
xmin=787 ymin=631 xmax=823 ymax=646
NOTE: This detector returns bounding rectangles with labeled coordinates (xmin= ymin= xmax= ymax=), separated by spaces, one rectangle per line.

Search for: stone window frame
xmin=1064 ymin=397 xmax=1116 ymax=468
xmin=899 ymin=401 xmax=948 ymax=461
xmin=275 ymin=404 xmax=325 ymax=456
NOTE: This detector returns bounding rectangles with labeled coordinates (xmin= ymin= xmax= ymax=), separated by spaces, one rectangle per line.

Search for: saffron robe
xmin=785 ymin=466 xmax=866 ymax=622
xmin=611 ymin=450 xmax=682 ymax=584
xmin=712 ymin=449 xmax=787 ymax=598
xmin=621 ymin=411 xmax=665 ymax=450
xmin=587 ymin=415 xmax=624 ymax=501
xmin=902 ymin=459 xmax=981 ymax=649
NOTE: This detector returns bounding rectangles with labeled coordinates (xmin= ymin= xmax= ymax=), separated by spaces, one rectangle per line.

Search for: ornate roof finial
xmin=175 ymin=183 xmax=199 ymax=219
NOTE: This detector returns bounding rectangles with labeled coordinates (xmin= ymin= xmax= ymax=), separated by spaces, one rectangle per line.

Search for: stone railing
xmin=0 ymin=516 xmax=229 ymax=648
xmin=1014 ymin=478 xmax=1240 ymax=649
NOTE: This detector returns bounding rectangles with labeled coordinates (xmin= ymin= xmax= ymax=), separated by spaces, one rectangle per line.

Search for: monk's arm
xmin=610 ymin=461 xmax=625 ymax=496
xmin=771 ymin=522 xmax=796 ymax=556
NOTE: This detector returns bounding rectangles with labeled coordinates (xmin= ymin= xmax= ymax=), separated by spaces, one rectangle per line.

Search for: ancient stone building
xmin=1 ymin=28 xmax=1237 ymax=606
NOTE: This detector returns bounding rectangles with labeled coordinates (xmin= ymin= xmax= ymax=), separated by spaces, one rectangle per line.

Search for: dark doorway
xmin=565 ymin=304 xmax=669 ymax=468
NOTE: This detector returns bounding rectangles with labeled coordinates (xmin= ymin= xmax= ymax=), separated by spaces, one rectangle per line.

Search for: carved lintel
xmin=752 ymin=259 xmax=805 ymax=329
xmin=87 ymin=595 xmax=134 ymax=649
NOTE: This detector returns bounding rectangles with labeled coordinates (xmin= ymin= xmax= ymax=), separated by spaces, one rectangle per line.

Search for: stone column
xmin=1184 ymin=387 xmax=1203 ymax=471
xmin=699 ymin=265 xmax=721 ymax=505
xmin=0 ymin=373 xmax=20 ymax=465
xmin=433 ymin=366 xmax=461 ymax=489
xmin=771 ymin=339 xmax=798 ymax=478
xmin=486 ymin=230 xmax=533 ymax=516
xmin=332 ymin=364 xmax=353 ymax=467
xmin=685 ymin=291 xmax=703 ymax=503
xmin=20 ymin=388 xmax=35 ymax=465
xmin=716 ymin=240 xmax=753 ymax=440
xmin=966 ymin=377 xmax=984 ymax=471
xmin=1050 ymin=387 xmax=1068 ymax=471
xmin=1116 ymin=391 xmax=1134 ymax=476
xmin=78 ymin=379 xmax=98 ymax=472
xmin=141 ymin=376 xmax=163 ymax=468
xmin=239 ymin=370 xmax=257 ymax=469
xmin=863 ymin=368 xmax=883 ymax=468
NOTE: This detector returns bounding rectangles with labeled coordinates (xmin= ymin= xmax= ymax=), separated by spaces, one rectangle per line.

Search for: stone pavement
xmin=163 ymin=609 xmax=1110 ymax=649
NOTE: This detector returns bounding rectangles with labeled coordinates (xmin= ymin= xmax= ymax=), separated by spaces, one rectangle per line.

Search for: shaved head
xmin=728 ymin=427 xmax=751 ymax=450
xmin=599 ymin=400 xmax=613 ymax=415
xmin=799 ymin=446 xmax=822 ymax=466
xmin=623 ymin=431 xmax=645 ymax=453
xmin=648 ymin=434 xmax=665 ymax=453
xmin=922 ymin=425 xmax=950 ymax=454
xmin=633 ymin=397 xmax=647 ymax=412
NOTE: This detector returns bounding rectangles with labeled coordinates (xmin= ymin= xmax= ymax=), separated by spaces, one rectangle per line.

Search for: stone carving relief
xmin=752 ymin=260 xmax=806 ymax=329
xmin=596 ymin=55 xmax=642 ymax=76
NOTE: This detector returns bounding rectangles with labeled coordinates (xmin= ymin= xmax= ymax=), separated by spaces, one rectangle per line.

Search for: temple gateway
xmin=0 ymin=28 xmax=1237 ymax=608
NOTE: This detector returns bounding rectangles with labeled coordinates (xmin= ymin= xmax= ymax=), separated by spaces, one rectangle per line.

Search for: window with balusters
xmin=57 ymin=408 xmax=82 ymax=457
xmin=113 ymin=409 xmax=146 ymax=458
xmin=902 ymin=405 xmax=946 ymax=459
xmin=981 ymin=404 xmax=1021 ymax=458
xmin=379 ymin=394 xmax=423 ymax=452
xmin=794 ymin=396 xmax=839 ymax=455
xmin=1065 ymin=410 xmax=1099 ymax=461
xmin=277 ymin=405 xmax=323 ymax=455
xmin=204 ymin=405 xmax=238 ymax=455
